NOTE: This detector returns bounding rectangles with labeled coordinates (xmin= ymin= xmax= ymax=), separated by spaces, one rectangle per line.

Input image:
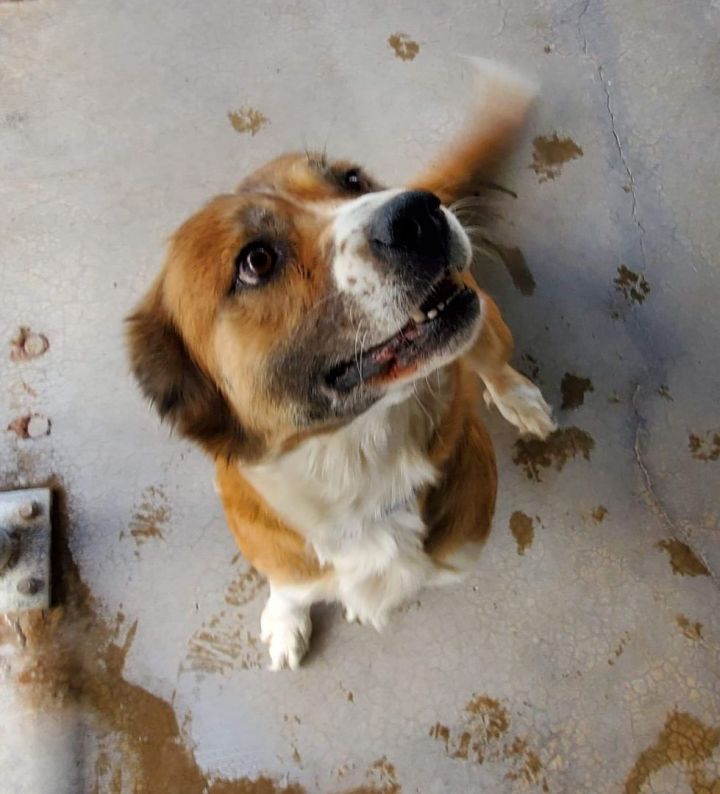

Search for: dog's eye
xmin=342 ymin=168 xmax=364 ymax=193
xmin=234 ymin=242 xmax=277 ymax=288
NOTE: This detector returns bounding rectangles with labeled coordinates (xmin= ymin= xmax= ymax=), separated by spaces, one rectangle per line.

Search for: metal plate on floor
xmin=0 ymin=488 xmax=51 ymax=612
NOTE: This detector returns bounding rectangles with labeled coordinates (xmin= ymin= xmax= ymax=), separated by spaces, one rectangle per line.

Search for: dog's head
xmin=127 ymin=152 xmax=480 ymax=461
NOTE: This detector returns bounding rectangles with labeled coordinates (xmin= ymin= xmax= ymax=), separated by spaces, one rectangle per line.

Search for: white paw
xmin=484 ymin=380 xmax=556 ymax=439
xmin=260 ymin=599 xmax=311 ymax=671
xmin=342 ymin=602 xmax=389 ymax=632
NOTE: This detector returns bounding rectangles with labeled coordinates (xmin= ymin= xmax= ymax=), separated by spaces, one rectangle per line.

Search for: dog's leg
xmin=465 ymin=288 xmax=556 ymax=439
xmin=260 ymin=581 xmax=317 ymax=671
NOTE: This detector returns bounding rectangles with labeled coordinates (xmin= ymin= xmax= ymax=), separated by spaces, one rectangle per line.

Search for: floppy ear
xmin=410 ymin=58 xmax=538 ymax=204
xmin=126 ymin=285 xmax=262 ymax=462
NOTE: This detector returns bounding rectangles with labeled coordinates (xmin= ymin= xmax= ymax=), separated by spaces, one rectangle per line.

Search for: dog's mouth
xmin=325 ymin=272 xmax=480 ymax=393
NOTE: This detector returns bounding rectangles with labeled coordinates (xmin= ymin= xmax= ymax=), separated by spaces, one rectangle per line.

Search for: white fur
xmin=482 ymin=364 xmax=556 ymax=439
xmin=330 ymin=190 xmax=473 ymax=340
xmin=260 ymin=581 xmax=319 ymax=670
xmin=331 ymin=188 xmax=407 ymax=337
xmin=243 ymin=374 xmax=459 ymax=669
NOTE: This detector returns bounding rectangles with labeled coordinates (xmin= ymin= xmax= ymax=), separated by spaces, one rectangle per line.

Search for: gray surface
xmin=1 ymin=1 xmax=719 ymax=792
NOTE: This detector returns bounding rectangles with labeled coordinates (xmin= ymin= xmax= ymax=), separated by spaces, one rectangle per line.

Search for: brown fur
xmin=127 ymin=65 xmax=538 ymax=622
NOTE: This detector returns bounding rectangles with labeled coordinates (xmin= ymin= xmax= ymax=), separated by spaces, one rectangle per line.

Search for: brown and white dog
xmin=127 ymin=60 xmax=555 ymax=670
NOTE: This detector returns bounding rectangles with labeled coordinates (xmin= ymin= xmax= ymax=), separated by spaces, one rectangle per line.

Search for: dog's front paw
xmin=260 ymin=597 xmax=312 ymax=671
xmin=484 ymin=375 xmax=556 ymax=439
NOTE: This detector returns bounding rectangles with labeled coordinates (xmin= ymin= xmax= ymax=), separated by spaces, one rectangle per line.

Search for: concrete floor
xmin=2 ymin=1 xmax=719 ymax=792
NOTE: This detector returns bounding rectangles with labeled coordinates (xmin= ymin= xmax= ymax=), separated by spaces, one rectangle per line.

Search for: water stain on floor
xmin=513 ymin=427 xmax=595 ymax=482
xmin=430 ymin=694 xmax=548 ymax=791
xmin=8 ymin=480 xmax=304 ymax=794
xmin=592 ymin=505 xmax=608 ymax=523
xmin=530 ymin=134 xmax=583 ymax=182
xmin=688 ymin=431 xmax=720 ymax=462
xmin=656 ymin=539 xmax=710 ymax=577
xmin=482 ymin=239 xmax=536 ymax=296
xmin=624 ymin=710 xmax=720 ymax=794
xmin=509 ymin=511 xmax=534 ymax=555
xmin=387 ymin=33 xmax=419 ymax=61
xmin=340 ymin=756 xmax=401 ymax=794
xmin=560 ymin=373 xmax=594 ymax=410
xmin=127 ymin=484 xmax=169 ymax=546
xmin=614 ymin=265 xmax=650 ymax=304
xmin=676 ymin=614 xmax=704 ymax=641
xmin=183 ymin=567 xmax=267 ymax=674
xmin=228 ymin=107 xmax=268 ymax=135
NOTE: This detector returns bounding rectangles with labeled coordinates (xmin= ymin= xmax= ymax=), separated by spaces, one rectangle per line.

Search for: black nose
xmin=369 ymin=190 xmax=448 ymax=271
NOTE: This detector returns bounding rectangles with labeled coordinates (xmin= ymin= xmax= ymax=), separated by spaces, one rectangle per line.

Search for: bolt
xmin=26 ymin=415 xmax=51 ymax=438
xmin=23 ymin=333 xmax=49 ymax=358
xmin=0 ymin=529 xmax=13 ymax=571
xmin=17 ymin=577 xmax=42 ymax=596
xmin=18 ymin=501 xmax=38 ymax=520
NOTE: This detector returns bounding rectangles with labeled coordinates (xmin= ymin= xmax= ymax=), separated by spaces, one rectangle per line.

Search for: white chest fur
xmin=242 ymin=374 xmax=454 ymax=628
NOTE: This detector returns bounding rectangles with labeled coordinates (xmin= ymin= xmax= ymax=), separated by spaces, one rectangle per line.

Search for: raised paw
xmin=260 ymin=596 xmax=312 ymax=671
xmin=484 ymin=373 xmax=556 ymax=439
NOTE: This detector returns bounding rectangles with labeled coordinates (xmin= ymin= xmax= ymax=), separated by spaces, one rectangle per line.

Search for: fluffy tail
xmin=410 ymin=58 xmax=538 ymax=204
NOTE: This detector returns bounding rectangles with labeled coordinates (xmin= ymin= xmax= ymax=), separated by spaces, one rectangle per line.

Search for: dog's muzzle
xmin=368 ymin=190 xmax=450 ymax=282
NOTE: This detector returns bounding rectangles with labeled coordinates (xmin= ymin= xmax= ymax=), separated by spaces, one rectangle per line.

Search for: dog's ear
xmin=126 ymin=285 xmax=262 ymax=461
xmin=410 ymin=59 xmax=538 ymax=204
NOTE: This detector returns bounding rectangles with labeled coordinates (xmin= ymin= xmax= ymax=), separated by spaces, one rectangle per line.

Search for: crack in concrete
xmin=631 ymin=384 xmax=717 ymax=583
xmin=493 ymin=0 xmax=508 ymax=38
xmin=576 ymin=0 xmax=648 ymax=272
xmin=597 ymin=64 xmax=649 ymax=272
xmin=576 ymin=4 xmax=713 ymax=584
xmin=576 ymin=0 xmax=591 ymax=55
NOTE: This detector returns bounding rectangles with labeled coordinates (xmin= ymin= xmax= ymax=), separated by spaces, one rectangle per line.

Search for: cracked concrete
xmin=1 ymin=0 xmax=719 ymax=792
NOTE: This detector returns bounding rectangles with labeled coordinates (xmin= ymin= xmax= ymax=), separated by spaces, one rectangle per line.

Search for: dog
xmin=126 ymin=60 xmax=555 ymax=670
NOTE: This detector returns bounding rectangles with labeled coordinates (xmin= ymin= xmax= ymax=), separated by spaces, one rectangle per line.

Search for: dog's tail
xmin=409 ymin=58 xmax=538 ymax=204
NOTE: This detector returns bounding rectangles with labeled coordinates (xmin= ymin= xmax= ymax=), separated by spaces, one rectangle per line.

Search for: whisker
xmin=353 ymin=318 xmax=365 ymax=374
xmin=424 ymin=375 xmax=439 ymax=400
xmin=413 ymin=385 xmax=436 ymax=429
xmin=358 ymin=328 xmax=370 ymax=382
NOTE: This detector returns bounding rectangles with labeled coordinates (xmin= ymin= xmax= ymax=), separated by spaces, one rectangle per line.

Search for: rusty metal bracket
xmin=0 ymin=488 xmax=52 ymax=612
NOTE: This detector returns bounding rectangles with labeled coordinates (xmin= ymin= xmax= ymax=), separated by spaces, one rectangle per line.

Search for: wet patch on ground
xmin=228 ymin=107 xmax=268 ymax=135
xmin=614 ymin=265 xmax=650 ymax=304
xmin=126 ymin=484 xmax=170 ymax=547
xmin=656 ymin=539 xmax=710 ymax=577
xmin=509 ymin=511 xmax=534 ymax=555
xmin=689 ymin=431 xmax=720 ymax=462
xmin=430 ymin=694 xmax=548 ymax=791
xmin=676 ymin=614 xmax=703 ymax=641
xmin=183 ymin=567 xmax=266 ymax=674
xmin=387 ymin=33 xmax=419 ymax=61
xmin=624 ymin=710 xmax=720 ymax=794
xmin=530 ymin=134 xmax=583 ymax=182
xmin=592 ymin=505 xmax=608 ymax=523
xmin=513 ymin=427 xmax=595 ymax=481
xmin=560 ymin=373 xmax=593 ymax=410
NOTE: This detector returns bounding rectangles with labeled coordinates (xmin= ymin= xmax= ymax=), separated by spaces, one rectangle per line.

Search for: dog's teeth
xmin=426 ymin=308 xmax=438 ymax=320
xmin=410 ymin=308 xmax=426 ymax=323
